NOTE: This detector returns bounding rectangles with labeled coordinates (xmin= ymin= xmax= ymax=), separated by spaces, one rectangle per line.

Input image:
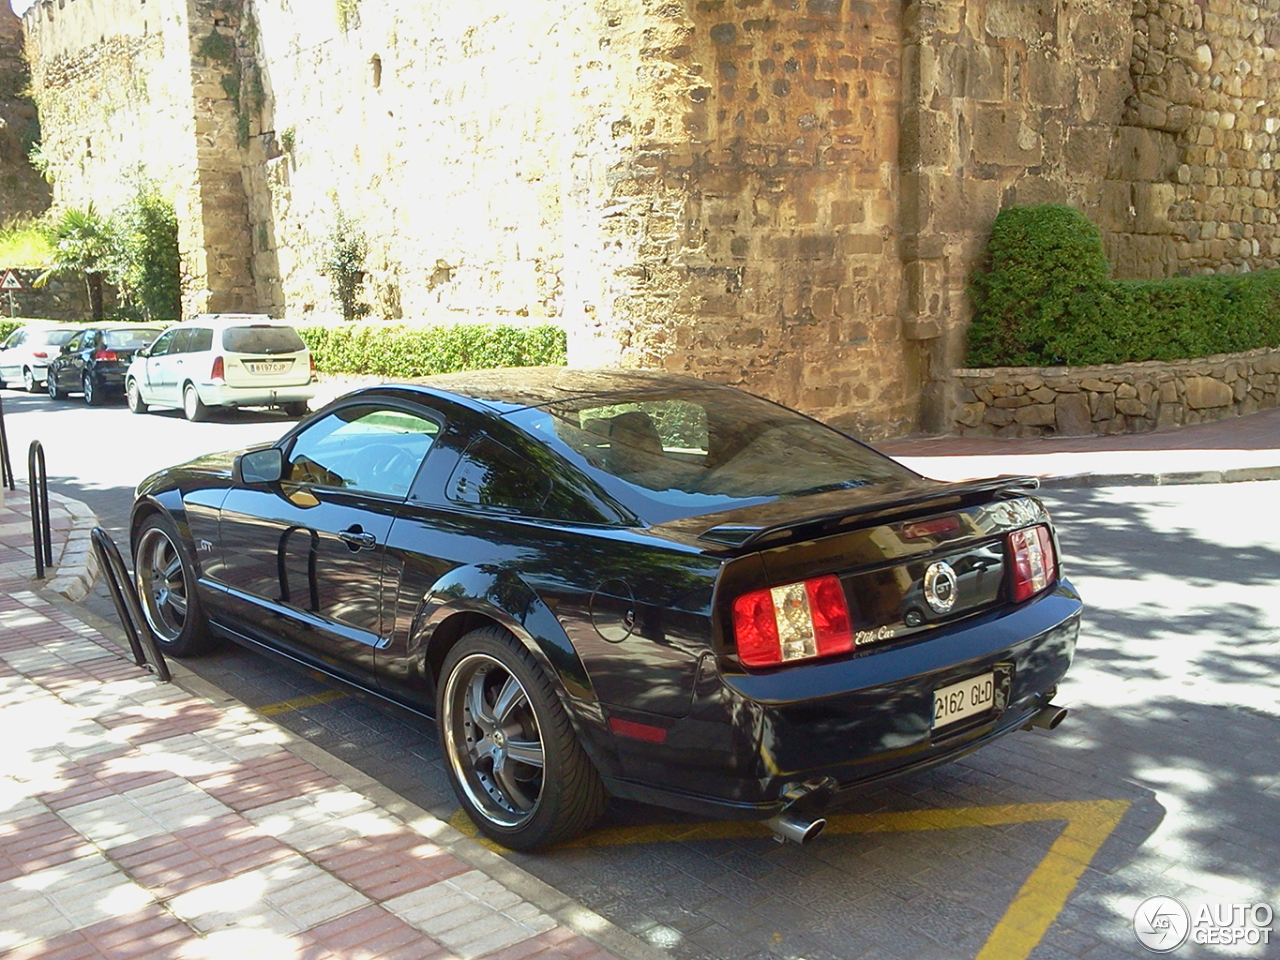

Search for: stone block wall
xmin=953 ymin=347 xmax=1280 ymax=437
xmin=0 ymin=6 xmax=50 ymax=226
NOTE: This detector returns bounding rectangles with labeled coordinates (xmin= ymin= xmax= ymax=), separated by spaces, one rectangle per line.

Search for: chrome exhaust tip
xmin=765 ymin=811 xmax=827 ymax=845
xmin=1025 ymin=704 xmax=1068 ymax=731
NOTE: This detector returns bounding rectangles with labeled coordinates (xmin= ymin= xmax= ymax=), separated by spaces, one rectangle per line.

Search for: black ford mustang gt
xmin=130 ymin=369 xmax=1080 ymax=850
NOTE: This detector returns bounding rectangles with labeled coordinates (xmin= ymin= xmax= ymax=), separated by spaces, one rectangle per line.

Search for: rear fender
xmin=412 ymin=565 xmax=594 ymax=703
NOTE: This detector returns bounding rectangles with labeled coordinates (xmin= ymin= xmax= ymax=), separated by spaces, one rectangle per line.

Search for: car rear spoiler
xmin=696 ymin=475 xmax=1041 ymax=550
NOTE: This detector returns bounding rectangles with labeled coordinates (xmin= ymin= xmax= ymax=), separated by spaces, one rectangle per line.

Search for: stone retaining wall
xmin=953 ymin=348 xmax=1280 ymax=437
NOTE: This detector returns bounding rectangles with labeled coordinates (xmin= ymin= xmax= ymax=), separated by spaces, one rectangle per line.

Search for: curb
xmin=1037 ymin=464 xmax=1280 ymax=489
xmin=7 ymin=482 xmax=101 ymax=602
xmin=50 ymin=595 xmax=670 ymax=960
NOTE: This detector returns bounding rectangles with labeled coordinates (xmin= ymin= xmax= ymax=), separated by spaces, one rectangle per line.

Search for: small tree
xmin=117 ymin=188 xmax=182 ymax=320
xmin=37 ymin=204 xmax=122 ymax=321
xmin=321 ymin=209 xmax=370 ymax=322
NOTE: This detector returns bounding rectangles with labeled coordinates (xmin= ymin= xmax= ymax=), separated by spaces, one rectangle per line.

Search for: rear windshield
xmin=222 ymin=325 xmax=306 ymax=355
xmin=508 ymin=386 xmax=915 ymax=521
xmin=35 ymin=330 xmax=77 ymax=346
xmin=104 ymin=329 xmax=159 ymax=349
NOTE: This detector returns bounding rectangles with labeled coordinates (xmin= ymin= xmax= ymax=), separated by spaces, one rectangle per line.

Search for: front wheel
xmin=439 ymin=626 xmax=605 ymax=850
xmin=127 ymin=379 xmax=148 ymax=414
xmin=83 ymin=374 xmax=103 ymax=406
xmin=134 ymin=514 xmax=215 ymax=657
xmin=182 ymin=383 xmax=208 ymax=422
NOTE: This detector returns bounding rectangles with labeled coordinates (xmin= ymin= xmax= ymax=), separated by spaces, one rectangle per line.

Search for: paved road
xmin=3 ymin=386 xmax=1278 ymax=960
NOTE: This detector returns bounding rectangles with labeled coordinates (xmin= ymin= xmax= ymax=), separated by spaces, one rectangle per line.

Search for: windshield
xmin=104 ymin=329 xmax=159 ymax=349
xmin=223 ymin=325 xmax=306 ymax=354
xmin=508 ymin=386 xmax=915 ymax=522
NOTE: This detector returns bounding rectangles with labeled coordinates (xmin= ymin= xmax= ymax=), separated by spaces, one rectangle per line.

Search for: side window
xmin=285 ymin=404 xmax=441 ymax=498
xmin=171 ymin=329 xmax=195 ymax=354
xmin=190 ymin=328 xmax=214 ymax=353
xmin=448 ymin=437 xmax=550 ymax=514
xmin=4 ymin=330 xmax=25 ymax=348
xmin=63 ymin=332 xmax=84 ymax=352
xmin=149 ymin=330 xmax=177 ymax=356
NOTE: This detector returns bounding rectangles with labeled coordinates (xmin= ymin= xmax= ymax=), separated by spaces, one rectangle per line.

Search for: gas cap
xmin=590 ymin=579 xmax=636 ymax=643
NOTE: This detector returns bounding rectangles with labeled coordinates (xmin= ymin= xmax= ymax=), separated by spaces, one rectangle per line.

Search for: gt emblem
xmin=197 ymin=539 xmax=213 ymax=553
xmin=923 ymin=561 xmax=958 ymax=614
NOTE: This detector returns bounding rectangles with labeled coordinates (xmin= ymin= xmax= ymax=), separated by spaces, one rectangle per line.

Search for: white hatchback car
xmin=126 ymin=315 xmax=315 ymax=421
xmin=0 ymin=324 xmax=81 ymax=392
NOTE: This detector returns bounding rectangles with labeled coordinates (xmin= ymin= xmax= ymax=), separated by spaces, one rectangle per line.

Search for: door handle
xmin=338 ymin=528 xmax=377 ymax=550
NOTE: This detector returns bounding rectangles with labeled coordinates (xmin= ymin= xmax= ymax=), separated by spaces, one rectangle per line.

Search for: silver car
xmin=0 ymin=324 xmax=81 ymax=392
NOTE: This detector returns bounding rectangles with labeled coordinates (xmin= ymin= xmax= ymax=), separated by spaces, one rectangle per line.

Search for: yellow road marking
xmin=450 ymin=798 xmax=1131 ymax=960
xmin=258 ymin=689 xmax=348 ymax=716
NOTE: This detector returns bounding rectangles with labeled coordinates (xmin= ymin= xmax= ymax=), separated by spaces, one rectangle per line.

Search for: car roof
xmin=395 ymin=366 xmax=733 ymax=412
xmin=177 ymin=315 xmax=296 ymax=328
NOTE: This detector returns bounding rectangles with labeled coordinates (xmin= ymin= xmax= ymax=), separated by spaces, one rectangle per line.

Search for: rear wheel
xmin=47 ymin=370 xmax=62 ymax=400
xmin=439 ymin=626 xmax=605 ymax=850
xmin=182 ymin=383 xmax=208 ymax=422
xmin=283 ymin=400 xmax=309 ymax=418
xmin=83 ymin=374 xmax=103 ymax=406
xmin=126 ymin=379 xmax=148 ymax=414
xmin=134 ymin=514 xmax=215 ymax=657
xmin=23 ymin=367 xmax=37 ymax=393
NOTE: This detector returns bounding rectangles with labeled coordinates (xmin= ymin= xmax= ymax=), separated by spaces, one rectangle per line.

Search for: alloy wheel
xmin=23 ymin=368 xmax=35 ymax=392
xmin=442 ymin=653 xmax=546 ymax=829
xmin=136 ymin=527 xmax=189 ymax=644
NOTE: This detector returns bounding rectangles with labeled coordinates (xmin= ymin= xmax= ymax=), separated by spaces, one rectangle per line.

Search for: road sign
xmin=0 ymin=271 xmax=22 ymax=291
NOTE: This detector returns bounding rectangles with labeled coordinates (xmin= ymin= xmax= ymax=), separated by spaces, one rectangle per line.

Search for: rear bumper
xmin=194 ymin=381 xmax=315 ymax=408
xmin=585 ymin=580 xmax=1082 ymax=819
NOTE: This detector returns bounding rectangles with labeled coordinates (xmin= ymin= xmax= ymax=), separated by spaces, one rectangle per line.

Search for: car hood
xmin=135 ymin=445 xmax=272 ymax=499
xmin=645 ymin=475 xmax=1040 ymax=553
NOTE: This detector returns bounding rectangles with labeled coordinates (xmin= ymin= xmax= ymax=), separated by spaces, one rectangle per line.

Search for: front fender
xmin=412 ymin=564 xmax=594 ymax=702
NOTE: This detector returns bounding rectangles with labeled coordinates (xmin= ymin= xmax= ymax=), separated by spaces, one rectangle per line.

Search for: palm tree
xmin=36 ymin=204 xmax=122 ymax=321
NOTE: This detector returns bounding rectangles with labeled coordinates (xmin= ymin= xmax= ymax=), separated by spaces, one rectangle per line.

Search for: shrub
xmin=298 ymin=322 xmax=568 ymax=377
xmin=320 ymin=210 xmax=370 ymax=322
xmin=115 ymin=188 xmax=182 ymax=321
xmin=967 ymin=204 xmax=1280 ymax=367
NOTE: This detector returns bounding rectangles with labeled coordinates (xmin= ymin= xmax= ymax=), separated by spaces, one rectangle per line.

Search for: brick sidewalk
xmin=0 ymin=492 xmax=628 ymax=960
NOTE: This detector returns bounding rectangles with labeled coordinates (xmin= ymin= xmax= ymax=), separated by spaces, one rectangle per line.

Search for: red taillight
xmin=92 ymin=349 xmax=117 ymax=361
xmin=211 ymin=355 xmax=225 ymax=381
xmin=309 ymin=354 xmax=315 ymax=373
xmin=32 ymin=350 xmax=47 ymax=359
xmin=1008 ymin=525 xmax=1057 ymax=602
xmin=732 ymin=574 xmax=852 ymax=668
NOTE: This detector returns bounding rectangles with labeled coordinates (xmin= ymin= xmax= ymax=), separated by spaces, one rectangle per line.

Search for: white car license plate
xmin=247 ymin=361 xmax=290 ymax=374
xmin=932 ymin=672 xmax=995 ymax=730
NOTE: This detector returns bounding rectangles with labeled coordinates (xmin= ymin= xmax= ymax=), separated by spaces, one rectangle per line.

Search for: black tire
xmin=182 ymin=383 xmax=208 ymax=422
xmin=127 ymin=378 xmax=148 ymax=414
xmin=24 ymin=367 xmax=38 ymax=393
xmin=439 ymin=626 xmax=605 ymax=850
xmin=283 ymin=400 xmax=309 ymax=418
xmin=47 ymin=370 xmax=62 ymax=400
xmin=83 ymin=373 xmax=103 ymax=406
xmin=133 ymin=513 xmax=216 ymax=657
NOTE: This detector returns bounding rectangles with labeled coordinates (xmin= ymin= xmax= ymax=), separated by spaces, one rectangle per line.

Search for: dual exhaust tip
xmin=765 ymin=704 xmax=1069 ymax=845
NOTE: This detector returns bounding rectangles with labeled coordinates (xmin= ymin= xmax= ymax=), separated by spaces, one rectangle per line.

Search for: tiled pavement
xmin=0 ymin=489 xmax=647 ymax=960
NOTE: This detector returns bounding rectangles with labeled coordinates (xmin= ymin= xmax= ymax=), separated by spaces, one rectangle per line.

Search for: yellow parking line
xmin=258 ymin=689 xmax=348 ymax=716
xmin=449 ymin=797 xmax=1131 ymax=960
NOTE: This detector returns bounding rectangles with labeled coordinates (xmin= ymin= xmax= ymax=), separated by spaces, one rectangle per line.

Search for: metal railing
xmin=91 ymin=527 xmax=170 ymax=682
xmin=0 ymin=394 xmax=14 ymax=491
xmin=28 ymin=440 xmax=52 ymax=578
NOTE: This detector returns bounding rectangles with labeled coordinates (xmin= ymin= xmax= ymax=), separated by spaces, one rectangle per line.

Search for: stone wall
xmin=0 ymin=268 xmax=99 ymax=321
xmin=953 ymin=347 xmax=1280 ymax=437
xmin=0 ymin=5 xmax=50 ymax=226
xmin=18 ymin=0 xmax=1280 ymax=439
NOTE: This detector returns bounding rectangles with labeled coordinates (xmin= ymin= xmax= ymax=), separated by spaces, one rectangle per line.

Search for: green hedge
xmin=297 ymin=322 xmax=568 ymax=377
xmin=967 ymin=204 xmax=1280 ymax=367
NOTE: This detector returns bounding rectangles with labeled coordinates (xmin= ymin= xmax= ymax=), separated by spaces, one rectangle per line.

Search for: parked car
xmin=47 ymin=324 xmax=166 ymax=405
xmin=0 ymin=324 xmax=81 ymax=392
xmin=130 ymin=369 xmax=1080 ymax=850
xmin=125 ymin=315 xmax=315 ymax=421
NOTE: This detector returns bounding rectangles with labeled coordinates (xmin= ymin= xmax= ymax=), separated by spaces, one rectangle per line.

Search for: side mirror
xmin=137 ymin=346 xmax=150 ymax=358
xmin=234 ymin=448 xmax=284 ymax=485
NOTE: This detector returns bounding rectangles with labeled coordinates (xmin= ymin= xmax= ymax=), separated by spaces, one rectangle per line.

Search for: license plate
xmin=932 ymin=672 xmax=995 ymax=730
xmin=247 ymin=361 xmax=290 ymax=374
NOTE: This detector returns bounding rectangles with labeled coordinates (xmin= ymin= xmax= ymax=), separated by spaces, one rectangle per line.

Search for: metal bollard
xmin=0 ymin=394 xmax=14 ymax=491
xmin=90 ymin=527 xmax=171 ymax=682
xmin=28 ymin=440 xmax=52 ymax=578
